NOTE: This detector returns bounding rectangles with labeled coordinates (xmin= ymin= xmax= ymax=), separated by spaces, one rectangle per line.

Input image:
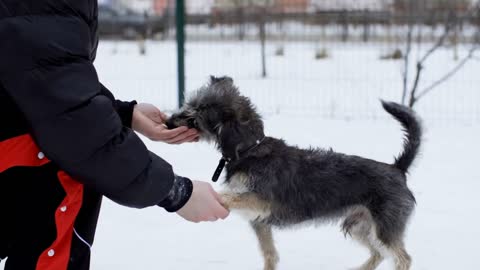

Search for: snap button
xmin=38 ymin=152 xmax=45 ymax=160
xmin=48 ymin=249 xmax=55 ymax=257
xmin=60 ymin=206 xmax=67 ymax=212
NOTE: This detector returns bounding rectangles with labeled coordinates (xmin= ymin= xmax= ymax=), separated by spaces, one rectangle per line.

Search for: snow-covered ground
xmin=85 ymin=116 xmax=480 ymax=270
xmin=2 ymin=41 xmax=479 ymax=269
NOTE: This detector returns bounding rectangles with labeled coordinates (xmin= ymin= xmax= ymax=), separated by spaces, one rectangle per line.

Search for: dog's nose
xmin=165 ymin=118 xmax=177 ymax=130
xmin=187 ymin=118 xmax=197 ymax=129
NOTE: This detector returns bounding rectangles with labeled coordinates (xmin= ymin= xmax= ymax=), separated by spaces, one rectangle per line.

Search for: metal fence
xmin=99 ymin=0 xmax=480 ymax=124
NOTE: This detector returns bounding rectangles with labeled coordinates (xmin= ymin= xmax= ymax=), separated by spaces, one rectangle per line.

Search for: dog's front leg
xmin=219 ymin=192 xmax=271 ymax=218
xmin=220 ymin=192 xmax=278 ymax=270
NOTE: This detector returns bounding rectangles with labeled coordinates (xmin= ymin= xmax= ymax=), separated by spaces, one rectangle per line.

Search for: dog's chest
xmin=225 ymin=172 xmax=252 ymax=193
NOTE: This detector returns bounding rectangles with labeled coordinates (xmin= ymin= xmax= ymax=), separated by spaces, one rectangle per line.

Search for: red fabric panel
xmin=0 ymin=134 xmax=50 ymax=173
xmin=36 ymin=172 xmax=84 ymax=270
xmin=0 ymin=134 xmax=85 ymax=270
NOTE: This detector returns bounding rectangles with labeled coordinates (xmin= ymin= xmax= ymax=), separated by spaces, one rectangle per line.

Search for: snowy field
xmin=88 ymin=117 xmax=479 ymax=270
xmin=2 ymin=41 xmax=479 ymax=269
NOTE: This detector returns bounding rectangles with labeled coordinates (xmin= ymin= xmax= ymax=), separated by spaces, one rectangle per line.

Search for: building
xmin=118 ymin=0 xmax=215 ymax=15
xmin=212 ymin=0 xmax=308 ymax=13
xmin=274 ymin=0 xmax=309 ymax=13
xmin=393 ymin=0 xmax=472 ymax=13
xmin=116 ymin=0 xmax=154 ymax=13
xmin=187 ymin=0 xmax=215 ymax=14
xmin=309 ymin=0 xmax=393 ymax=11
xmin=153 ymin=0 xmax=169 ymax=15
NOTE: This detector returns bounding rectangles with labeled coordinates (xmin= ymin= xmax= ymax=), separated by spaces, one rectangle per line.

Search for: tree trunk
xmin=259 ymin=9 xmax=267 ymax=78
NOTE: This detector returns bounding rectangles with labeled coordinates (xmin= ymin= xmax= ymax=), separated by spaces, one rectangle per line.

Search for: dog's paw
xmin=218 ymin=192 xmax=235 ymax=209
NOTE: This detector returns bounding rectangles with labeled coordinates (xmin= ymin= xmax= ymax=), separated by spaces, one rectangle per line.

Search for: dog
xmin=166 ymin=76 xmax=421 ymax=270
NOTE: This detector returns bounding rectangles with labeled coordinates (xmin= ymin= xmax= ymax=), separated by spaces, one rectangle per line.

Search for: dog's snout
xmin=165 ymin=118 xmax=177 ymax=130
xmin=165 ymin=114 xmax=194 ymax=130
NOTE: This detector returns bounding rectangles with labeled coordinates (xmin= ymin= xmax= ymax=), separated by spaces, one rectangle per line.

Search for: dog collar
xmin=211 ymin=137 xmax=266 ymax=182
xmin=212 ymin=157 xmax=229 ymax=182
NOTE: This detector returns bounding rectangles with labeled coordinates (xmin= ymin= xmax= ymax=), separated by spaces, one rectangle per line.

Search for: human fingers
xmin=209 ymin=187 xmax=230 ymax=219
xmin=211 ymin=188 xmax=225 ymax=203
xmin=155 ymin=126 xmax=189 ymax=140
xmin=213 ymin=201 xmax=230 ymax=220
xmin=165 ymin=130 xmax=198 ymax=144
xmin=168 ymin=133 xmax=199 ymax=145
xmin=207 ymin=216 xmax=219 ymax=222
xmin=159 ymin=111 xmax=169 ymax=123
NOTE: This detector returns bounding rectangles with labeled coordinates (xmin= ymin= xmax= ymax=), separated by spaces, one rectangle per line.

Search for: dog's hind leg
xmin=342 ymin=207 xmax=384 ymax=270
xmin=386 ymin=241 xmax=411 ymax=270
xmin=372 ymin=202 xmax=413 ymax=270
xmin=344 ymin=206 xmax=412 ymax=270
xmin=251 ymin=221 xmax=279 ymax=270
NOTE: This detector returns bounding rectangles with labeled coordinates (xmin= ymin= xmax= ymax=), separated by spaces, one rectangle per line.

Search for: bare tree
xmin=250 ymin=0 xmax=274 ymax=78
xmin=230 ymin=0 xmax=246 ymax=40
xmin=402 ymin=2 xmax=479 ymax=108
xmin=216 ymin=0 xmax=272 ymax=77
xmin=401 ymin=0 xmax=415 ymax=105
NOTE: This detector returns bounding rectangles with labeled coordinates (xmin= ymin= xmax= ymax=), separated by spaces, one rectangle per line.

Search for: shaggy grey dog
xmin=166 ymin=76 xmax=421 ymax=270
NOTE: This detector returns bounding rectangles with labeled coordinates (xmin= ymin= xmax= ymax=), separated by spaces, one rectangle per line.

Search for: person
xmin=0 ymin=1 xmax=229 ymax=270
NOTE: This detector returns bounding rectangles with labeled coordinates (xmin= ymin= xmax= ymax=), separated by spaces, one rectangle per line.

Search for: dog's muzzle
xmin=165 ymin=118 xmax=197 ymax=130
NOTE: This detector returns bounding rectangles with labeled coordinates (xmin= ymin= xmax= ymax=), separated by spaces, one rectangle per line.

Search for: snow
xmin=89 ymin=117 xmax=480 ymax=270
xmin=2 ymin=41 xmax=479 ymax=269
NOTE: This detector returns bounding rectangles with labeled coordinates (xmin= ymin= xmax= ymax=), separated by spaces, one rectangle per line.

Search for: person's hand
xmin=176 ymin=181 xmax=229 ymax=223
xmin=133 ymin=103 xmax=168 ymax=124
xmin=132 ymin=103 xmax=199 ymax=144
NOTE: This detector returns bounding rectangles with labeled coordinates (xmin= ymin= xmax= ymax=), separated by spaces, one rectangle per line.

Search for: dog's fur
xmin=167 ymin=76 xmax=421 ymax=270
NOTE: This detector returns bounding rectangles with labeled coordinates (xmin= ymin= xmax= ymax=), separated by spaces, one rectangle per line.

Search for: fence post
xmin=363 ymin=9 xmax=370 ymax=42
xmin=176 ymin=0 xmax=186 ymax=108
xmin=341 ymin=9 xmax=349 ymax=42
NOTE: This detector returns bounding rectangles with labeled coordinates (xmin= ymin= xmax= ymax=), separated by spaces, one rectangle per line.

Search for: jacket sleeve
xmin=0 ymin=16 xmax=186 ymax=209
xmin=159 ymin=175 xmax=193 ymax=212
xmin=99 ymin=83 xmax=137 ymax=128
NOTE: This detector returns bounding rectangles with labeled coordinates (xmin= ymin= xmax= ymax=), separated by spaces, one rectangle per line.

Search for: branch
xmin=418 ymin=14 xmax=455 ymax=65
xmin=408 ymin=62 xmax=423 ymax=107
xmin=415 ymin=45 xmax=478 ymax=101
xmin=401 ymin=14 xmax=414 ymax=105
xmin=417 ymin=6 xmax=479 ymax=66
xmin=406 ymin=14 xmax=455 ymax=107
xmin=410 ymin=4 xmax=480 ymax=105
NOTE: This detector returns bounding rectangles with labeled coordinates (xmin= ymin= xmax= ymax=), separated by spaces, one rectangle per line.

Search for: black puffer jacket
xmin=0 ymin=1 xmax=191 ymax=269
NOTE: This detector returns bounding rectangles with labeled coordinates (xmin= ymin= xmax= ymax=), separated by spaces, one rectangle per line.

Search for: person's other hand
xmin=132 ymin=103 xmax=199 ymax=144
xmin=176 ymin=181 xmax=229 ymax=223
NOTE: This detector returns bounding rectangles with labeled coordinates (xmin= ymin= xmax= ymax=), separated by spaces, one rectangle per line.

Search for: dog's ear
xmin=218 ymin=120 xmax=243 ymax=160
xmin=210 ymin=75 xmax=233 ymax=85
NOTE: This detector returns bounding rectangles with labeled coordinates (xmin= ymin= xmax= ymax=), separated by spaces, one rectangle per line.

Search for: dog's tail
xmin=381 ymin=100 xmax=422 ymax=174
